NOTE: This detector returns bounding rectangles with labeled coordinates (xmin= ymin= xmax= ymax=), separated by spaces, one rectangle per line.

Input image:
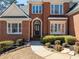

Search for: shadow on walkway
xmin=31 ymin=41 xmax=42 ymax=45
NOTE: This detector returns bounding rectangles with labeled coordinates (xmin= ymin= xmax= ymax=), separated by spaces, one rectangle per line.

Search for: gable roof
xmin=67 ymin=3 xmax=78 ymax=13
xmin=0 ymin=3 xmax=29 ymax=18
xmin=67 ymin=3 xmax=79 ymax=15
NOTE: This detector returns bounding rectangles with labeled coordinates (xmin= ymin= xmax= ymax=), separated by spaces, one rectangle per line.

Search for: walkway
xmin=31 ymin=41 xmax=79 ymax=59
xmin=0 ymin=47 xmax=44 ymax=59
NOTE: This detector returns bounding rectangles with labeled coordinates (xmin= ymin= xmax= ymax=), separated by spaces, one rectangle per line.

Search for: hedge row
xmin=0 ymin=40 xmax=14 ymax=53
xmin=0 ymin=39 xmax=25 ymax=53
xmin=41 ymin=35 xmax=76 ymax=45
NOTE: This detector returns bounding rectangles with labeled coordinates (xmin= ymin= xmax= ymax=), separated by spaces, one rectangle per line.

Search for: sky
xmin=17 ymin=0 xmax=79 ymax=5
xmin=17 ymin=0 xmax=28 ymax=5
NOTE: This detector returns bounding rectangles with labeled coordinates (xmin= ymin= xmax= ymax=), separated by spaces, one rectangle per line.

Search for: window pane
xmin=55 ymin=5 xmax=59 ymax=14
xmin=51 ymin=5 xmax=54 ymax=14
xmin=55 ymin=24 xmax=57 ymax=32
xmin=36 ymin=5 xmax=38 ymax=13
xmin=51 ymin=24 xmax=53 ymax=32
xmin=8 ymin=23 xmax=11 ymax=33
xmin=39 ymin=6 xmax=42 ymax=13
xmin=12 ymin=23 xmax=18 ymax=33
xmin=60 ymin=5 xmax=63 ymax=14
xmin=62 ymin=24 xmax=64 ymax=32
xmin=19 ymin=23 xmax=21 ymax=32
xmin=58 ymin=24 xmax=61 ymax=32
xmin=32 ymin=6 xmax=35 ymax=13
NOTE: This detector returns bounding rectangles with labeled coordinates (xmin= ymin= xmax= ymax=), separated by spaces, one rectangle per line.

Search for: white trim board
xmin=67 ymin=3 xmax=79 ymax=15
xmin=0 ymin=3 xmax=29 ymax=17
xmin=0 ymin=18 xmax=31 ymax=21
xmin=48 ymin=17 xmax=68 ymax=19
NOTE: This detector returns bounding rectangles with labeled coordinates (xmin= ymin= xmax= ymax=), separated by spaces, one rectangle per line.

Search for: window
xmin=55 ymin=24 xmax=57 ymax=32
xmin=50 ymin=23 xmax=65 ymax=34
xmin=7 ymin=23 xmax=22 ymax=34
xmin=34 ymin=20 xmax=41 ymax=31
xmin=60 ymin=5 xmax=63 ymax=14
xmin=51 ymin=5 xmax=63 ymax=15
xmin=32 ymin=5 xmax=42 ymax=14
xmin=55 ymin=5 xmax=59 ymax=14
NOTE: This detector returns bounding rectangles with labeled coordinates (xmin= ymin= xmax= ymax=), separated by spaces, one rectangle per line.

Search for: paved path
xmin=0 ymin=47 xmax=44 ymax=59
xmin=31 ymin=41 xmax=79 ymax=59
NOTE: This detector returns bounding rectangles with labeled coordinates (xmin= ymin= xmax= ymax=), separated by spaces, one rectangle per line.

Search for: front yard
xmin=41 ymin=35 xmax=79 ymax=55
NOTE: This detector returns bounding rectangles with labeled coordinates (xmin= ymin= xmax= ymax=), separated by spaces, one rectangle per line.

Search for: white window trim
xmin=32 ymin=5 xmax=42 ymax=14
xmin=7 ymin=22 xmax=22 ymax=34
xmin=50 ymin=23 xmax=66 ymax=34
xmin=50 ymin=4 xmax=63 ymax=15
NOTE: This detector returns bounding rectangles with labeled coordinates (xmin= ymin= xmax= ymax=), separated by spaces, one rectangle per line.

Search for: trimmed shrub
xmin=0 ymin=41 xmax=14 ymax=45
xmin=41 ymin=35 xmax=55 ymax=44
xmin=41 ymin=35 xmax=65 ymax=45
xmin=54 ymin=36 xmax=65 ymax=45
xmin=45 ymin=42 xmax=51 ymax=48
xmin=15 ymin=39 xmax=24 ymax=46
xmin=55 ymin=40 xmax=61 ymax=45
xmin=65 ymin=36 xmax=76 ymax=45
xmin=0 ymin=40 xmax=14 ymax=52
xmin=41 ymin=35 xmax=76 ymax=45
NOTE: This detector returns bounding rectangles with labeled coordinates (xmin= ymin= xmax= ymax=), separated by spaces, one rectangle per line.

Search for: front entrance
xmin=33 ymin=20 xmax=41 ymax=38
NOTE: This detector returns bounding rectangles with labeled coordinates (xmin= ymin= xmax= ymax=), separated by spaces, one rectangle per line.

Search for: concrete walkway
xmin=0 ymin=47 xmax=44 ymax=59
xmin=31 ymin=41 xmax=79 ymax=59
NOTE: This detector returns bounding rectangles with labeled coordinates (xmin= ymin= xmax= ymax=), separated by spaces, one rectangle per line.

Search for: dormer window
xmin=32 ymin=5 xmax=42 ymax=14
xmin=51 ymin=5 xmax=63 ymax=15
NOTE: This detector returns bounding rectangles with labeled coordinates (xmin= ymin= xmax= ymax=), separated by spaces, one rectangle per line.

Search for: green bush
xmin=15 ymin=39 xmax=24 ymax=46
xmin=0 ymin=41 xmax=14 ymax=45
xmin=41 ymin=35 xmax=65 ymax=45
xmin=45 ymin=42 xmax=51 ymax=48
xmin=55 ymin=40 xmax=61 ymax=45
xmin=41 ymin=35 xmax=55 ymax=44
xmin=65 ymin=36 xmax=76 ymax=45
xmin=0 ymin=40 xmax=14 ymax=52
xmin=54 ymin=36 xmax=65 ymax=45
xmin=41 ymin=35 xmax=76 ymax=45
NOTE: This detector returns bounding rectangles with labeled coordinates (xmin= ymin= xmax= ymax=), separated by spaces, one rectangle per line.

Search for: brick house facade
xmin=0 ymin=0 xmax=79 ymax=41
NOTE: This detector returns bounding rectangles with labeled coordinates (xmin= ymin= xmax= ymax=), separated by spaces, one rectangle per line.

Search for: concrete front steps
xmin=31 ymin=41 xmax=54 ymax=57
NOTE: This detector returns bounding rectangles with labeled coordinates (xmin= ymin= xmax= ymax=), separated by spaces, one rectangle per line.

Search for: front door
xmin=33 ymin=20 xmax=41 ymax=38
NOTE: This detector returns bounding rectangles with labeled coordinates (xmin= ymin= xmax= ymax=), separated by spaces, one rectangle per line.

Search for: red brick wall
xmin=22 ymin=21 xmax=30 ymax=40
xmin=63 ymin=2 xmax=70 ymax=14
xmin=29 ymin=3 xmax=43 ymax=38
xmin=29 ymin=2 xmax=50 ymax=37
xmin=29 ymin=4 xmax=43 ymax=19
xmin=0 ymin=21 xmax=30 ymax=41
xmin=69 ymin=15 xmax=75 ymax=36
xmin=43 ymin=2 xmax=50 ymax=35
xmin=29 ymin=2 xmax=69 ymax=37
xmin=69 ymin=12 xmax=79 ymax=40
